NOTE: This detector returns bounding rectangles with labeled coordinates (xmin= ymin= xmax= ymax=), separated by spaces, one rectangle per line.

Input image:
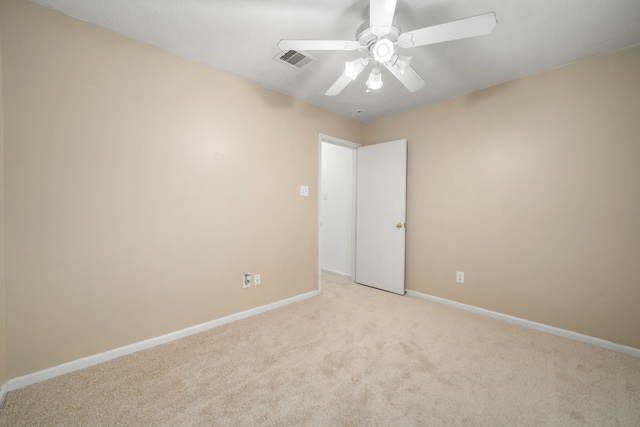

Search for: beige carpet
xmin=1 ymin=272 xmax=639 ymax=426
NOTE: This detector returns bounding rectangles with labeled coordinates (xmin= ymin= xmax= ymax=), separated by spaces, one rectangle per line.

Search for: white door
xmin=355 ymin=139 xmax=407 ymax=295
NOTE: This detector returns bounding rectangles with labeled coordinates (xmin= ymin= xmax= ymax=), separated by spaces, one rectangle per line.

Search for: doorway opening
xmin=318 ymin=134 xmax=361 ymax=291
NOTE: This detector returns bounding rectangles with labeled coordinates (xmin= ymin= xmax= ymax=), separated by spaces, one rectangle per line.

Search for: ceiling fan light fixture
xmin=366 ymin=67 xmax=383 ymax=90
xmin=389 ymin=54 xmax=412 ymax=74
xmin=372 ymin=38 xmax=394 ymax=63
xmin=345 ymin=58 xmax=367 ymax=80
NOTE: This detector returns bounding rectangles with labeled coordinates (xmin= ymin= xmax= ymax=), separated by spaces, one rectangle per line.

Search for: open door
xmin=355 ymin=139 xmax=407 ymax=295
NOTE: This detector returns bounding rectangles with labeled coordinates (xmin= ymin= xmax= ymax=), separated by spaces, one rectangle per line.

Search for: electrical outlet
xmin=300 ymin=186 xmax=309 ymax=197
xmin=243 ymin=273 xmax=251 ymax=288
xmin=254 ymin=274 xmax=261 ymax=286
xmin=456 ymin=271 xmax=465 ymax=284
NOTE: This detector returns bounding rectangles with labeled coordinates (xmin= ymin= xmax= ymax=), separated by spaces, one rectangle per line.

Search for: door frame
xmin=318 ymin=134 xmax=361 ymax=291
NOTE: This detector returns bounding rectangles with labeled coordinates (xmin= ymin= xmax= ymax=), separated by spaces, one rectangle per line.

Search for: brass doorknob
xmin=396 ymin=223 xmax=403 ymax=229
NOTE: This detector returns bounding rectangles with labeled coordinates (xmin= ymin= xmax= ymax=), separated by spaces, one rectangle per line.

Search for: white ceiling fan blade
xmin=397 ymin=12 xmax=497 ymax=48
xmin=325 ymin=73 xmax=354 ymax=96
xmin=384 ymin=63 xmax=426 ymax=93
xmin=370 ymin=0 xmax=398 ymax=36
xmin=278 ymin=40 xmax=361 ymax=51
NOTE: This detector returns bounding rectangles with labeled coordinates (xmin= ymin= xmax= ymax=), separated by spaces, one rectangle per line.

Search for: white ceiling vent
xmin=274 ymin=50 xmax=314 ymax=70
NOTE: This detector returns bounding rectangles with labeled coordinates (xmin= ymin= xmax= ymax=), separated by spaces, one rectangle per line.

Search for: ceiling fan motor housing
xmin=355 ymin=20 xmax=401 ymax=52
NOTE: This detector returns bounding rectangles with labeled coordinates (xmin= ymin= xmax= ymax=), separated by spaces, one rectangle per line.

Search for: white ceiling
xmin=30 ymin=0 xmax=640 ymax=123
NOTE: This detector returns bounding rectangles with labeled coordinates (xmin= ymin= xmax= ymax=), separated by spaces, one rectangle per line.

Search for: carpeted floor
xmin=1 ymin=272 xmax=639 ymax=426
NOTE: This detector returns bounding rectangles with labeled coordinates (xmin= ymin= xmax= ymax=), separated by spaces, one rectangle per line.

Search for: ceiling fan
xmin=277 ymin=0 xmax=497 ymax=96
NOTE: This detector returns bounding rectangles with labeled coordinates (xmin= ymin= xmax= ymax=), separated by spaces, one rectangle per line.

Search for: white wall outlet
xmin=300 ymin=186 xmax=309 ymax=197
xmin=254 ymin=274 xmax=261 ymax=286
xmin=243 ymin=273 xmax=251 ymax=288
xmin=456 ymin=271 xmax=465 ymax=284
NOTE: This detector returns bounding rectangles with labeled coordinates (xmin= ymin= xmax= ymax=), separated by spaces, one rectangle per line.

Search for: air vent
xmin=274 ymin=50 xmax=314 ymax=70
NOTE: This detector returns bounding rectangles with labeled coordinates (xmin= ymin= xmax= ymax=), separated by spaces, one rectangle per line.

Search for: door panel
xmin=355 ymin=139 xmax=407 ymax=295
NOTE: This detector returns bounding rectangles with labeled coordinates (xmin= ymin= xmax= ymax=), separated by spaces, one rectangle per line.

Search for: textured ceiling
xmin=30 ymin=0 xmax=640 ymax=123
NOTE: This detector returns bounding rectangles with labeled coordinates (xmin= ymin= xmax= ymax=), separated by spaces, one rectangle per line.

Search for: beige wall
xmin=364 ymin=45 xmax=640 ymax=349
xmin=0 ymin=0 xmax=362 ymax=378
xmin=1 ymin=0 xmax=639 ymax=382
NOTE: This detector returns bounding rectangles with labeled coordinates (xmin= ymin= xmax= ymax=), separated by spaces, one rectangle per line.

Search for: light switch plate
xmin=300 ymin=186 xmax=309 ymax=197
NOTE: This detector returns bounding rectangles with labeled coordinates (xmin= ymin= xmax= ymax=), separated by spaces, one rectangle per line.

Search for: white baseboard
xmin=321 ymin=268 xmax=352 ymax=279
xmin=406 ymin=289 xmax=640 ymax=358
xmin=2 ymin=289 xmax=320 ymax=397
